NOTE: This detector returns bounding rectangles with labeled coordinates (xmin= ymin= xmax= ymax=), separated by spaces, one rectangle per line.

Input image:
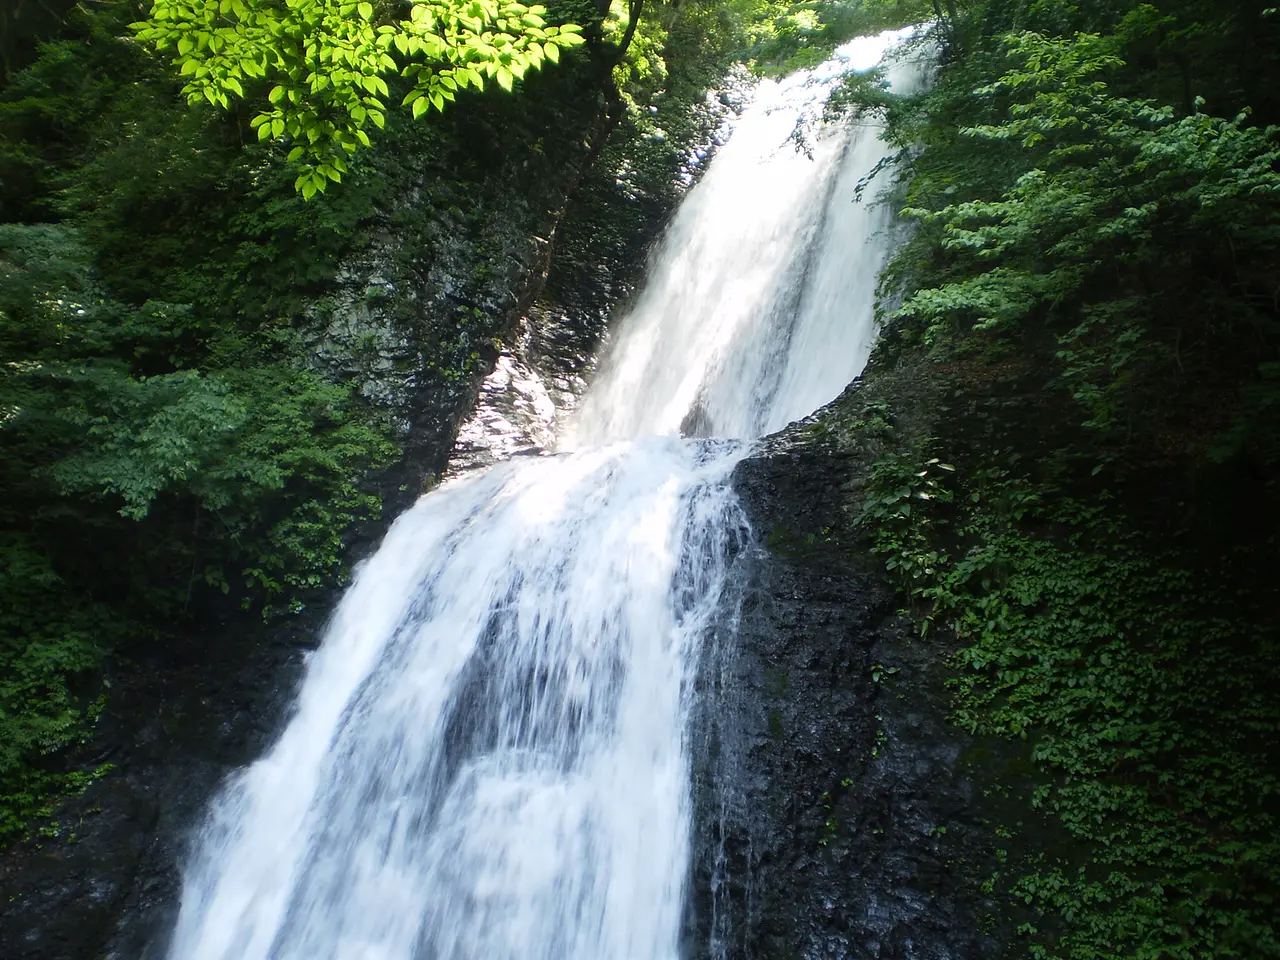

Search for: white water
xmin=168 ymin=29 xmax=926 ymax=960
xmin=573 ymin=32 xmax=927 ymax=445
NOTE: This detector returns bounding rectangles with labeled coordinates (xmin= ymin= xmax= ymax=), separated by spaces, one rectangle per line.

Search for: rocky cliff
xmin=688 ymin=369 xmax=1009 ymax=960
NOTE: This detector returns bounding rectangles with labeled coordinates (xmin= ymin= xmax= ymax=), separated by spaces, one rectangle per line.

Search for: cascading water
xmin=166 ymin=29 xmax=928 ymax=960
xmin=572 ymin=32 xmax=927 ymax=445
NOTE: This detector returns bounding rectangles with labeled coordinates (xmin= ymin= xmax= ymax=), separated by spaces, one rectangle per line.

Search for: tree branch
xmin=609 ymin=0 xmax=643 ymax=66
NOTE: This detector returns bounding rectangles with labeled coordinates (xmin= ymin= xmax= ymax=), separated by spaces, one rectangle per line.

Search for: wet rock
xmin=448 ymin=347 xmax=561 ymax=475
xmin=686 ymin=404 xmax=1004 ymax=960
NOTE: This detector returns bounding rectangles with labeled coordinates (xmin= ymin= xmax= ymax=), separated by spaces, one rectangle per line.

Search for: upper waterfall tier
xmin=571 ymin=27 xmax=928 ymax=447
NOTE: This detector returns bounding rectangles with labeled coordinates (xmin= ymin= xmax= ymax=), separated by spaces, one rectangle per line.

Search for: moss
xmin=768 ymin=708 xmax=784 ymax=739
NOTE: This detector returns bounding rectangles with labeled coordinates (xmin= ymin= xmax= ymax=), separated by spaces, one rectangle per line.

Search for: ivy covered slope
xmin=838 ymin=1 xmax=1280 ymax=956
xmin=0 ymin=0 xmax=631 ymax=841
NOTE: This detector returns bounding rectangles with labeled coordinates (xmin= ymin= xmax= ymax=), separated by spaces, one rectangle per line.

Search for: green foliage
xmin=737 ymin=0 xmax=931 ymax=74
xmin=889 ymin=30 xmax=1280 ymax=431
xmin=863 ymin=2 xmax=1280 ymax=455
xmin=0 ymin=128 xmax=396 ymax=834
xmin=133 ymin=0 xmax=585 ymax=194
xmin=600 ymin=0 xmax=766 ymax=116
xmin=1 ymin=221 xmax=397 ymax=607
xmin=0 ymin=0 xmax=79 ymax=83
xmin=48 ymin=368 xmax=249 ymax=520
xmin=1208 ymin=362 xmax=1280 ymax=479
xmin=605 ymin=0 xmax=670 ymax=103
xmin=857 ymin=450 xmax=953 ymax=591
xmin=0 ymin=6 xmax=155 ymax=223
xmin=0 ymin=536 xmax=114 ymax=837
xmin=850 ymin=416 xmax=1280 ymax=957
xmin=845 ymin=1 xmax=1280 ymax=951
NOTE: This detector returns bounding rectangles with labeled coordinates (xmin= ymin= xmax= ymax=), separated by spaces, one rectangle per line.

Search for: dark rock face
xmin=0 ymin=617 xmax=313 ymax=960
xmin=687 ymin=416 xmax=1003 ymax=960
xmin=302 ymin=55 xmax=621 ymax=506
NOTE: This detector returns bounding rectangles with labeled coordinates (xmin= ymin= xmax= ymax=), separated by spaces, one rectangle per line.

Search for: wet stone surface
xmin=686 ymin=427 xmax=1004 ymax=960
xmin=447 ymin=347 xmax=562 ymax=476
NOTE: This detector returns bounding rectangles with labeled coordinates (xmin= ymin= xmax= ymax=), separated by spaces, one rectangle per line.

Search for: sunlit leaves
xmin=132 ymin=0 xmax=585 ymax=196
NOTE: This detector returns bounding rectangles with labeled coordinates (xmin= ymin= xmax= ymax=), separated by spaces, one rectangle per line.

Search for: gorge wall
xmin=7 ymin=3 xmax=1279 ymax=958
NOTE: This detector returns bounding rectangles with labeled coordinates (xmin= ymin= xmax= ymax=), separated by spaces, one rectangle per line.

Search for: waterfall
xmin=166 ymin=29 xmax=927 ymax=960
xmin=572 ymin=32 xmax=928 ymax=445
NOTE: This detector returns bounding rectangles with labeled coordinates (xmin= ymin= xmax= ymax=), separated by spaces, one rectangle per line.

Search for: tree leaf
xmin=131 ymin=0 xmax=586 ymax=194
